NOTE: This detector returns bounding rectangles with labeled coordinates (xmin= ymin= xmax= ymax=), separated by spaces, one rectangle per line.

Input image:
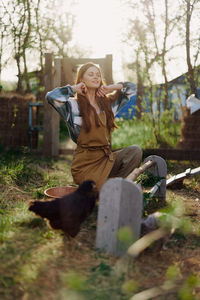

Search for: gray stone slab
xmin=143 ymin=155 xmax=167 ymax=200
xmin=96 ymin=178 xmax=143 ymax=256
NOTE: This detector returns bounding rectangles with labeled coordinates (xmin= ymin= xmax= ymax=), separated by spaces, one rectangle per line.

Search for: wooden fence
xmin=43 ymin=53 xmax=113 ymax=156
xmin=0 ymin=93 xmax=37 ymax=149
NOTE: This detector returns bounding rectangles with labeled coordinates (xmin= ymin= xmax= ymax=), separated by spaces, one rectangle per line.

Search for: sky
xmin=61 ymin=0 xmax=200 ymax=83
xmin=71 ymin=0 xmax=126 ymax=81
xmin=2 ymin=0 xmax=127 ymax=82
xmin=1 ymin=0 xmax=199 ymax=83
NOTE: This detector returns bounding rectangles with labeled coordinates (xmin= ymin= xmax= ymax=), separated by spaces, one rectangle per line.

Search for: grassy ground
xmin=0 ymin=148 xmax=200 ymax=300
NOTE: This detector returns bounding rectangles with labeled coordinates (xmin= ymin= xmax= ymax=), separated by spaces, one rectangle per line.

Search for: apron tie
xmin=77 ymin=144 xmax=114 ymax=161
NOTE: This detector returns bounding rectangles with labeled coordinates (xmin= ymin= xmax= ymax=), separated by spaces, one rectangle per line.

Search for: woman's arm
xmin=111 ymin=82 xmax=137 ymax=116
xmin=46 ymin=85 xmax=75 ymax=106
xmin=96 ymin=83 xmax=123 ymax=97
xmin=45 ymin=85 xmax=81 ymax=143
xmin=97 ymin=82 xmax=137 ymax=116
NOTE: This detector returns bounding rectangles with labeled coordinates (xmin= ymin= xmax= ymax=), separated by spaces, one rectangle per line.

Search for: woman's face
xmin=81 ymin=66 xmax=102 ymax=89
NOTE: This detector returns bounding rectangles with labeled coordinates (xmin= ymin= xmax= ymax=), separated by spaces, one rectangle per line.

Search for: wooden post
xmin=62 ymin=57 xmax=74 ymax=85
xmin=96 ymin=178 xmax=143 ymax=256
xmin=104 ymin=54 xmax=113 ymax=84
xmin=43 ymin=54 xmax=61 ymax=157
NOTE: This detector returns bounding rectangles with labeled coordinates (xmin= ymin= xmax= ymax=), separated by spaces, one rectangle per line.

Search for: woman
xmin=46 ymin=62 xmax=142 ymax=190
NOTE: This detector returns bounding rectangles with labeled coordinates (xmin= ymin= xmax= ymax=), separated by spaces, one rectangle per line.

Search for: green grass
xmin=112 ymin=113 xmax=181 ymax=149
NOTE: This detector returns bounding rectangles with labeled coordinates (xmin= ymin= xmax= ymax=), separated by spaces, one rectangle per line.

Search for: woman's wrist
xmin=115 ymin=83 xmax=123 ymax=90
xmin=108 ymin=83 xmax=123 ymax=92
xmin=71 ymin=85 xmax=78 ymax=93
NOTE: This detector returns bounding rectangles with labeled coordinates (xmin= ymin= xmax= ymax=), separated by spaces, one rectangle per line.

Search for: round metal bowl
xmin=44 ymin=186 xmax=77 ymax=198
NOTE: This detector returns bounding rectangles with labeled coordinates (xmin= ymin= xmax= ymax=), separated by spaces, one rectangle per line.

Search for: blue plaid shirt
xmin=46 ymin=82 xmax=137 ymax=143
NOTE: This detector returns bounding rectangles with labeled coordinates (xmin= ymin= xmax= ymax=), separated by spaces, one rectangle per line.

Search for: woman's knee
xmin=130 ymin=145 xmax=143 ymax=160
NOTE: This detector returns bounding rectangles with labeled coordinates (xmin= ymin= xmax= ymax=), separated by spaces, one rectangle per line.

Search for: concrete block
xmin=96 ymin=178 xmax=143 ymax=255
xmin=143 ymin=155 xmax=167 ymax=200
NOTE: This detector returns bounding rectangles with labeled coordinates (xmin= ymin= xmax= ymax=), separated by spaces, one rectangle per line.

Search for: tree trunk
xmin=16 ymin=55 xmax=22 ymax=92
xmin=22 ymin=0 xmax=31 ymax=92
xmin=36 ymin=0 xmax=44 ymax=73
xmin=0 ymin=31 xmax=3 ymax=81
xmin=186 ymin=0 xmax=197 ymax=96
xmin=162 ymin=0 xmax=169 ymax=110
xmin=22 ymin=51 xmax=30 ymax=92
xmin=135 ymin=53 xmax=144 ymax=119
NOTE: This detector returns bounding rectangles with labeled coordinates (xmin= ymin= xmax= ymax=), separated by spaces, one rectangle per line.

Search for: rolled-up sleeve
xmin=45 ymin=85 xmax=81 ymax=143
xmin=111 ymin=82 xmax=137 ymax=116
xmin=46 ymin=85 xmax=75 ymax=121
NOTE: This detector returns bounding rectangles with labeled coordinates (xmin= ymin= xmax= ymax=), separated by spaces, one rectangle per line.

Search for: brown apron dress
xmin=71 ymin=110 xmax=117 ymax=191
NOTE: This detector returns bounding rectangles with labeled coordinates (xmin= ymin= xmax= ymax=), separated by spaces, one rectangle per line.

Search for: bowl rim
xmin=44 ymin=185 xmax=77 ymax=198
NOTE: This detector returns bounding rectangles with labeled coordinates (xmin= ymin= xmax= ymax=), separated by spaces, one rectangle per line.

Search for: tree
xmin=124 ymin=0 xmax=185 ymax=112
xmin=35 ymin=0 xmax=44 ymax=73
xmin=184 ymin=0 xmax=199 ymax=97
xmin=0 ymin=1 xmax=11 ymax=82
xmin=2 ymin=0 xmax=33 ymax=92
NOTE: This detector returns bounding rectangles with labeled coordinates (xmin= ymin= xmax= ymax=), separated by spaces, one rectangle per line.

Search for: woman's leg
xmin=108 ymin=145 xmax=143 ymax=178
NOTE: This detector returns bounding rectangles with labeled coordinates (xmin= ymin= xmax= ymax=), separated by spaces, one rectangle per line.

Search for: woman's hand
xmin=96 ymin=83 xmax=123 ymax=97
xmin=72 ymin=83 xmax=88 ymax=95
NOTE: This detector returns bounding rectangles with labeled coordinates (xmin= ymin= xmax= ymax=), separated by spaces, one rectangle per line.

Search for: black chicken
xmin=29 ymin=180 xmax=98 ymax=237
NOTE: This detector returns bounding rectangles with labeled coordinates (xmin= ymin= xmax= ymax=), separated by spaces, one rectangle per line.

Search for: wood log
xmin=126 ymin=160 xmax=155 ymax=182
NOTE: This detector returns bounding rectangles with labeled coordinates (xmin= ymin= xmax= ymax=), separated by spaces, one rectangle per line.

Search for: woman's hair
xmin=75 ymin=62 xmax=119 ymax=133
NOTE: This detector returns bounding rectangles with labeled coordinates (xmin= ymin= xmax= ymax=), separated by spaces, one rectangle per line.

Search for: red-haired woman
xmin=46 ymin=62 xmax=142 ymax=191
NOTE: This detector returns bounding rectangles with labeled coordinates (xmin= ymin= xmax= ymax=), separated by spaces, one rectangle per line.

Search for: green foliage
xmin=90 ymin=262 xmax=112 ymax=277
xmin=178 ymin=275 xmax=200 ymax=300
xmin=0 ymin=159 xmax=42 ymax=186
xmin=0 ymin=147 xmax=73 ymax=202
xmin=136 ymin=172 xmax=165 ymax=216
xmin=112 ymin=110 xmax=181 ymax=149
xmin=121 ymin=279 xmax=138 ymax=295
xmin=61 ymin=272 xmax=87 ymax=291
xmin=166 ymin=265 xmax=181 ymax=281
xmin=117 ymin=226 xmax=136 ymax=250
xmin=137 ymin=172 xmax=165 ymax=187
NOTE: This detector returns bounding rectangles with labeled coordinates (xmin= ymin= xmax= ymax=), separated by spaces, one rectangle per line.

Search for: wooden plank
xmin=126 ymin=160 xmax=155 ymax=181
xmin=51 ymin=58 xmax=61 ymax=156
xmin=62 ymin=57 xmax=74 ymax=85
xmin=70 ymin=57 xmax=105 ymax=64
xmin=43 ymin=55 xmax=61 ymax=157
xmin=143 ymin=148 xmax=200 ymax=161
xmin=62 ymin=55 xmax=113 ymax=85
xmin=43 ymin=53 xmax=53 ymax=156
xmin=103 ymin=54 xmax=113 ymax=84
xmin=59 ymin=148 xmax=74 ymax=155
xmin=59 ymin=147 xmax=200 ymax=163
xmin=167 ymin=166 xmax=200 ymax=187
